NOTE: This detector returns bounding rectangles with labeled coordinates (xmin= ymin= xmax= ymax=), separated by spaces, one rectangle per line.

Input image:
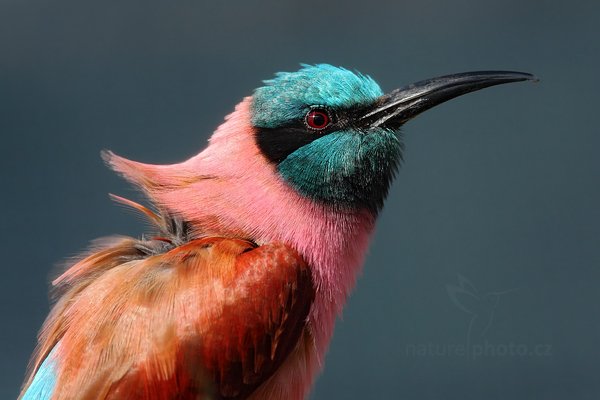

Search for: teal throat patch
xmin=278 ymin=129 xmax=401 ymax=212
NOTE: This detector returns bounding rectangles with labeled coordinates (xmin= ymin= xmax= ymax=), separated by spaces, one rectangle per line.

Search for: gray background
xmin=1 ymin=0 xmax=598 ymax=399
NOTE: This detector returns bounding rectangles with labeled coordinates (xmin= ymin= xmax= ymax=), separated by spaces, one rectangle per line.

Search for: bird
xmin=20 ymin=64 xmax=535 ymax=400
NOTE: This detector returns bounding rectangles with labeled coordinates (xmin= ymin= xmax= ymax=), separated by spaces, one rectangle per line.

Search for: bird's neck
xmin=108 ymin=97 xmax=376 ymax=355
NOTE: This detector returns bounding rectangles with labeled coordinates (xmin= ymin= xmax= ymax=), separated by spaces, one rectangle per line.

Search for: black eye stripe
xmin=254 ymin=104 xmax=377 ymax=165
xmin=255 ymin=125 xmax=317 ymax=164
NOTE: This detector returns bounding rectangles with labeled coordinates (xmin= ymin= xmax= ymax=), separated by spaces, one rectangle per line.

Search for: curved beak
xmin=362 ymin=71 xmax=537 ymax=129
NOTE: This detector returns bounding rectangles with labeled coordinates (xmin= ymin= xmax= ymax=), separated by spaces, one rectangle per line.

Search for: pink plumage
xmin=103 ymin=98 xmax=376 ymax=399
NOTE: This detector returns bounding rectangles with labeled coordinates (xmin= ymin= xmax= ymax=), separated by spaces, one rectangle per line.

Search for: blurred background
xmin=1 ymin=0 xmax=599 ymax=398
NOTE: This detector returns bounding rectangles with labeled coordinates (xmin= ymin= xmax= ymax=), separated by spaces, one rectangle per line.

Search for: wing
xmin=20 ymin=234 xmax=314 ymax=400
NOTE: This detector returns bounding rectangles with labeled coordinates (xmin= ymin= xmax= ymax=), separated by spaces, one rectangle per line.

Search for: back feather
xmin=20 ymin=197 xmax=314 ymax=400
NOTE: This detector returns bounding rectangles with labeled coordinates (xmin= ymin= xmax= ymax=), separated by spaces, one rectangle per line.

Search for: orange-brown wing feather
xmin=21 ymin=237 xmax=314 ymax=400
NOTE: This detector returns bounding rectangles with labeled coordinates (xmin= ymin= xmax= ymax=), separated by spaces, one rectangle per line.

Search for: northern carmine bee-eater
xmin=20 ymin=64 xmax=535 ymax=400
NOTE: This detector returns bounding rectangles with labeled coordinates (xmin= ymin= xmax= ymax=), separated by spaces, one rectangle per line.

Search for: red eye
xmin=305 ymin=109 xmax=331 ymax=130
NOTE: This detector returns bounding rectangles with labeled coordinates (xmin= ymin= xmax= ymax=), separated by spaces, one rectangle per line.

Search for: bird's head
xmin=249 ymin=64 xmax=534 ymax=214
xmin=105 ymin=64 xmax=535 ymax=237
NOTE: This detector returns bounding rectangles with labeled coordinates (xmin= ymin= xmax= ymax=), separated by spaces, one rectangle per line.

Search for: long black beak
xmin=362 ymin=71 xmax=537 ymax=129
